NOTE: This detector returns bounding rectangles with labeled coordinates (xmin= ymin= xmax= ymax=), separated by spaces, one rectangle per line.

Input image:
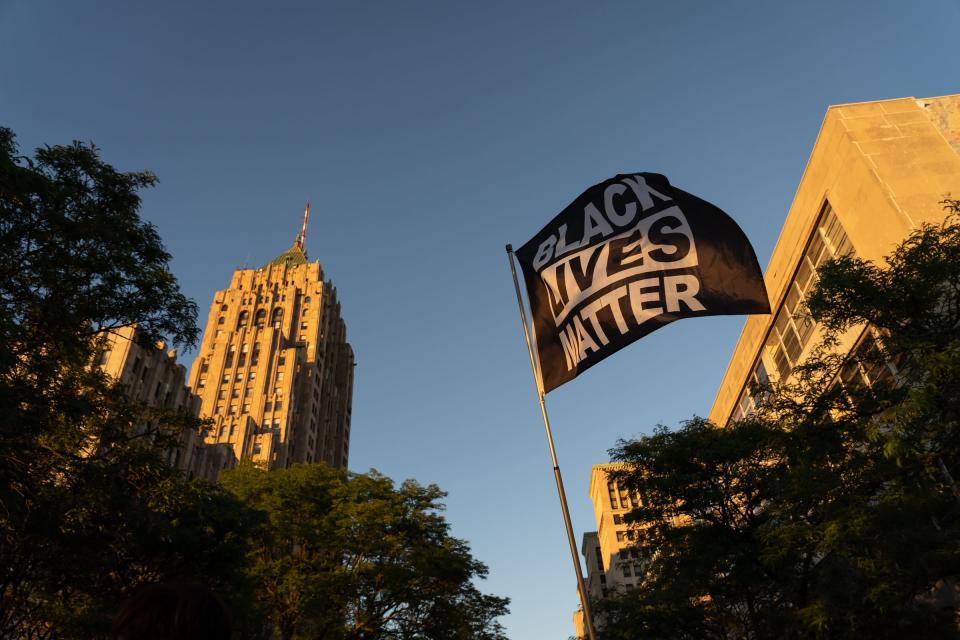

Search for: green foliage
xmin=0 ymin=127 xmax=254 ymax=639
xmin=600 ymin=205 xmax=960 ymax=639
xmin=0 ymin=127 xmax=509 ymax=639
xmin=221 ymin=463 xmax=510 ymax=640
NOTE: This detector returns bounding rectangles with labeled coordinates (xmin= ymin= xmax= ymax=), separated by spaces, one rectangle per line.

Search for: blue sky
xmin=2 ymin=1 xmax=958 ymax=637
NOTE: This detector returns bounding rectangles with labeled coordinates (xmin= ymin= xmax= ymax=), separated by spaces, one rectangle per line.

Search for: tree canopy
xmin=598 ymin=204 xmax=960 ymax=639
xmin=222 ymin=463 xmax=510 ymax=640
xmin=0 ymin=128 xmax=510 ymax=639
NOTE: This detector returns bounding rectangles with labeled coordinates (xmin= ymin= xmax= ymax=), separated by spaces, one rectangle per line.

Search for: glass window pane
xmin=795 ymin=258 xmax=814 ymax=293
xmin=808 ymin=234 xmax=827 ymax=266
xmin=783 ymin=325 xmax=802 ymax=363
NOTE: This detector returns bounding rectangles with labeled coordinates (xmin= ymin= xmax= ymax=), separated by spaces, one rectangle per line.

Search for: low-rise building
xmin=98 ymin=325 xmax=235 ymax=481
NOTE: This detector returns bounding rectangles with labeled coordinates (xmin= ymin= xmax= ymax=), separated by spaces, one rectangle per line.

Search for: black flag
xmin=515 ymin=173 xmax=770 ymax=393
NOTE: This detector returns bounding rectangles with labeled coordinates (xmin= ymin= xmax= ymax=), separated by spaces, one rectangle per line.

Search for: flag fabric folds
xmin=515 ymin=173 xmax=770 ymax=393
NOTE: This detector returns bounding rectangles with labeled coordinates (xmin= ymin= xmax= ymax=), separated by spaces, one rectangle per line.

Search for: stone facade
xmin=572 ymin=93 xmax=960 ymax=639
xmin=710 ymin=94 xmax=960 ymax=426
xmin=98 ymin=325 xmax=234 ymax=482
xmin=187 ymin=237 xmax=354 ymax=470
xmin=573 ymin=464 xmax=651 ymax=637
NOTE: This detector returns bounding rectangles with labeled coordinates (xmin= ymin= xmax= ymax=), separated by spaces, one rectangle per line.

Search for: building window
xmin=622 ymin=565 xmax=632 ymax=577
xmin=300 ymin=322 xmax=308 ymax=330
xmin=215 ymin=405 xmax=223 ymax=415
xmin=613 ymin=514 xmax=623 ymax=524
xmin=764 ymin=203 xmax=853 ymax=382
xmin=237 ymin=310 xmax=249 ymax=328
xmin=274 ymin=399 xmax=283 ymax=410
xmin=616 ymin=531 xmax=625 ymax=543
xmin=231 ymin=388 xmax=240 ymax=398
xmin=229 ymin=405 xmax=237 ymax=415
xmin=217 ymin=390 xmax=226 ymax=400
xmin=304 ymin=296 xmax=311 ymax=304
xmin=277 ymin=372 xmax=284 ymax=381
xmin=264 ymin=402 xmax=272 ymax=412
xmin=242 ymin=403 xmax=250 ymax=413
xmin=249 ymin=372 xmax=256 ymax=380
xmin=235 ymin=373 xmax=243 ymax=382
xmin=198 ymin=377 xmax=206 ymax=388
xmin=217 ymin=316 xmax=225 ymax=325
xmin=98 ymin=349 xmax=112 ymax=365
xmin=222 ymin=374 xmax=230 ymax=384
xmin=278 ymin=356 xmax=286 ymax=366
xmin=608 ymin=482 xmax=619 ymax=509
xmin=840 ymin=331 xmax=899 ymax=393
xmin=272 ymin=308 xmax=283 ymax=329
xmin=732 ymin=360 xmax=771 ymax=421
xmin=254 ymin=309 xmax=266 ymax=328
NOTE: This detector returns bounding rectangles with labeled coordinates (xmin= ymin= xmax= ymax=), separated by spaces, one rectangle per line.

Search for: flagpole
xmin=505 ymin=244 xmax=598 ymax=640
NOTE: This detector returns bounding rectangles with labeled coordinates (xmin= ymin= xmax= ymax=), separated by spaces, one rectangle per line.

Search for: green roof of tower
xmin=263 ymin=243 xmax=308 ymax=269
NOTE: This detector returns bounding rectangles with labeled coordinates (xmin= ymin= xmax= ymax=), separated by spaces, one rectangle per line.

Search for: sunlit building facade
xmin=573 ymin=93 xmax=960 ymax=639
xmin=187 ymin=220 xmax=354 ymax=470
xmin=98 ymin=325 xmax=235 ymax=482
xmin=573 ymin=464 xmax=650 ymax=638
xmin=710 ymin=93 xmax=960 ymax=425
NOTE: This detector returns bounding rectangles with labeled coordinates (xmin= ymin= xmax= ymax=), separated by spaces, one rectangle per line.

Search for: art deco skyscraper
xmin=188 ymin=207 xmax=354 ymax=469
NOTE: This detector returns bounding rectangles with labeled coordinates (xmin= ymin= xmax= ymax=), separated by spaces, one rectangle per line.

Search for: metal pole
xmin=505 ymin=244 xmax=598 ymax=640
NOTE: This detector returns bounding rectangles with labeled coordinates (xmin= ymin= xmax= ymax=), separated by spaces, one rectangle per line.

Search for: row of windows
xmin=607 ymin=480 xmax=641 ymax=511
xmin=838 ymin=331 xmax=900 ymax=394
xmin=615 ymin=530 xmax=637 ymax=543
xmin=220 ymin=295 xmax=310 ymax=310
xmin=731 ymin=202 xmax=854 ymax=422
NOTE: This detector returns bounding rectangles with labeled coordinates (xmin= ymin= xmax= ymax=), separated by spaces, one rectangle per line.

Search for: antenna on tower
xmin=296 ymin=201 xmax=310 ymax=251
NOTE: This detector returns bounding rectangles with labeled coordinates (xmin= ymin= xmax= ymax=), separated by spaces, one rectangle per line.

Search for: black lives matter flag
xmin=516 ymin=173 xmax=770 ymax=393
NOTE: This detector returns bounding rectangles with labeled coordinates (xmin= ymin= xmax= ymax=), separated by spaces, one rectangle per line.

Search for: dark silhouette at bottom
xmin=112 ymin=582 xmax=231 ymax=640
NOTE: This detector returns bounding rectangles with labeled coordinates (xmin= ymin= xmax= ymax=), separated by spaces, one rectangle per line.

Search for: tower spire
xmin=296 ymin=201 xmax=310 ymax=252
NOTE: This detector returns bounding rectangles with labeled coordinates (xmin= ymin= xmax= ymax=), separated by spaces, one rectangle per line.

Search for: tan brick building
xmin=187 ymin=223 xmax=354 ymax=470
xmin=98 ymin=325 xmax=235 ymax=482
xmin=573 ymin=464 xmax=651 ymax=637
xmin=710 ymin=94 xmax=960 ymax=425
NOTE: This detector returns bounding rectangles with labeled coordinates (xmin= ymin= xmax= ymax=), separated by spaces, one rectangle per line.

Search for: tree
xmin=0 ymin=128 xmax=257 ymax=639
xmin=222 ymin=463 xmax=510 ymax=640
xmin=598 ymin=205 xmax=960 ymax=639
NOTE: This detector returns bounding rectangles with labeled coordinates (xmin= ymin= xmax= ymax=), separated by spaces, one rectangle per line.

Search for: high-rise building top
xmin=188 ymin=216 xmax=354 ymax=470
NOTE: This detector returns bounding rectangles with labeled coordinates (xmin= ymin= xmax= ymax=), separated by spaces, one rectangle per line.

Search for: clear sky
xmin=2 ymin=1 xmax=958 ymax=637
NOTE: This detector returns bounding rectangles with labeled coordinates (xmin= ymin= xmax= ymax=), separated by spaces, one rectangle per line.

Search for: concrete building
xmin=710 ymin=93 xmax=960 ymax=426
xmin=187 ymin=217 xmax=354 ymax=469
xmin=572 ymin=93 xmax=960 ymax=639
xmin=573 ymin=464 xmax=651 ymax=637
xmin=98 ymin=325 xmax=235 ymax=482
